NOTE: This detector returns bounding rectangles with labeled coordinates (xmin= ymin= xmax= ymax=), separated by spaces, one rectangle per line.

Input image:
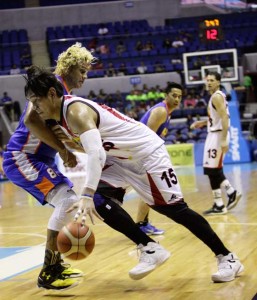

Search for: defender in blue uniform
xmin=136 ymin=82 xmax=183 ymax=235
xmin=3 ymin=43 xmax=95 ymax=290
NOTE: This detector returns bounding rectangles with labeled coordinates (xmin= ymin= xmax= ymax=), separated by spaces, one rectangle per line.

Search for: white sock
xmin=212 ymin=189 xmax=224 ymax=207
xmin=221 ymin=179 xmax=235 ymax=195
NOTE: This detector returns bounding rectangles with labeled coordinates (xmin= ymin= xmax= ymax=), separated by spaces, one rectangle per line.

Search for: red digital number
xmin=206 ymin=29 xmax=218 ymax=40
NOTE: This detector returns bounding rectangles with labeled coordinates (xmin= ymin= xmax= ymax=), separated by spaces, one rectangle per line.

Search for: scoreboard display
xmin=199 ymin=18 xmax=224 ymax=42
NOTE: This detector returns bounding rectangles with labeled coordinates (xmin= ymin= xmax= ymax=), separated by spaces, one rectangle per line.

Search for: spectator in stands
xmin=117 ymin=63 xmax=128 ymax=76
xmin=154 ymin=61 xmax=165 ymax=73
xmin=193 ymin=57 xmax=204 ymax=69
xmin=175 ymin=132 xmax=188 ymax=144
xmin=1 ymin=92 xmax=12 ymax=105
xmin=112 ymin=90 xmax=124 ymax=108
xmin=88 ymin=37 xmax=98 ymax=52
xmin=147 ymin=87 xmax=158 ymax=102
xmin=183 ymin=94 xmax=197 ymax=108
xmin=136 ymin=90 xmax=148 ymax=102
xmin=98 ymin=23 xmax=109 ymax=35
xmin=171 ymin=56 xmax=182 ymax=64
xmin=155 ymin=86 xmax=166 ymax=100
xmin=142 ymin=83 xmax=149 ymax=94
xmin=87 ymin=90 xmax=97 ymax=100
xmin=105 ymin=62 xmax=117 ymax=77
xmin=186 ymin=114 xmax=194 ymax=128
xmin=97 ymin=88 xmax=108 ymax=102
xmin=243 ymin=70 xmax=254 ymax=103
xmin=126 ymin=107 xmax=138 ymax=120
xmin=125 ymin=89 xmax=138 ymax=102
xmin=135 ymin=41 xmax=143 ymax=51
xmin=162 ymin=38 xmax=172 ymax=49
xmin=195 ymin=94 xmax=207 ymax=108
xmin=143 ymin=40 xmax=154 ymax=51
xmin=205 ymin=56 xmax=212 ymax=65
xmin=20 ymin=46 xmax=31 ymax=68
xmin=172 ymin=36 xmax=184 ymax=48
xmin=222 ymin=68 xmax=233 ymax=78
xmin=93 ymin=60 xmax=104 ymax=70
xmin=98 ymin=43 xmax=109 ymax=55
xmin=116 ymin=40 xmax=126 ymax=56
xmin=10 ymin=64 xmax=21 ymax=75
xmin=137 ymin=61 xmax=148 ymax=74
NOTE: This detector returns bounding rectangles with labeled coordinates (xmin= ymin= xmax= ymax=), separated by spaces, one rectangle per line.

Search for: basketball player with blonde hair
xmin=3 ymin=43 xmax=96 ymax=290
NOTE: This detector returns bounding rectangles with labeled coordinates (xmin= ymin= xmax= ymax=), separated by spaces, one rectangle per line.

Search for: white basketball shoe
xmin=129 ymin=242 xmax=171 ymax=280
xmin=212 ymin=252 xmax=244 ymax=282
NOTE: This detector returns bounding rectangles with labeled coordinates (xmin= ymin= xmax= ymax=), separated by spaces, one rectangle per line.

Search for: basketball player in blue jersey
xmin=24 ymin=66 xmax=244 ymax=284
xmin=136 ymin=82 xmax=183 ymax=235
xmin=3 ymin=43 xmax=97 ymax=290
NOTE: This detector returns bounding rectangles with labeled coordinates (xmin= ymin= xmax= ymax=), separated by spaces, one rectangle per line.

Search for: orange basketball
xmin=57 ymin=222 xmax=95 ymax=260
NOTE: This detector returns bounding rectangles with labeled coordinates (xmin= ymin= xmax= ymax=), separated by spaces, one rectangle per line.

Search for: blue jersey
xmin=3 ymin=76 xmax=72 ymax=205
xmin=140 ymin=101 xmax=170 ymax=137
xmin=6 ymin=76 xmax=69 ymax=158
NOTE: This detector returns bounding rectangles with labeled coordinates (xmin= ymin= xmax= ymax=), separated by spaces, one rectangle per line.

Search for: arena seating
xmin=45 ymin=12 xmax=257 ymax=78
xmin=0 ymin=29 xmax=31 ymax=75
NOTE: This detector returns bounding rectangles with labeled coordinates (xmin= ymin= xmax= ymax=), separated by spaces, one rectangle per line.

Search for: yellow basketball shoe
xmin=38 ymin=264 xmax=80 ymax=290
xmin=60 ymin=263 xmax=84 ymax=278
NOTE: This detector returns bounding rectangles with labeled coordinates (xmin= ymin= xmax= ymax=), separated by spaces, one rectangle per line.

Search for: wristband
xmin=81 ymin=194 xmax=93 ymax=198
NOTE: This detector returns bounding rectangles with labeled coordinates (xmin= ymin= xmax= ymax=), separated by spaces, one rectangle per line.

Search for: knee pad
xmin=47 ymin=184 xmax=79 ymax=231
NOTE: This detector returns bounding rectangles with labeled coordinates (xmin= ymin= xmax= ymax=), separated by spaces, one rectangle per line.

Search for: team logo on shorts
xmin=168 ymin=194 xmax=180 ymax=203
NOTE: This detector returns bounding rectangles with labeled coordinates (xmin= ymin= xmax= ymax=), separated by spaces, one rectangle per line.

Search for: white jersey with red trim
xmin=207 ymin=90 xmax=230 ymax=132
xmin=60 ymin=96 xmax=164 ymax=161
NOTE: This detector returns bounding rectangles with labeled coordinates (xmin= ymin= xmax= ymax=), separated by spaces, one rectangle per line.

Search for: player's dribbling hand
xmin=66 ymin=196 xmax=104 ymax=225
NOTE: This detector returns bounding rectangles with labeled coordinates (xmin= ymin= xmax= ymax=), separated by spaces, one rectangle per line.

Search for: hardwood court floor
xmin=0 ymin=162 xmax=257 ymax=300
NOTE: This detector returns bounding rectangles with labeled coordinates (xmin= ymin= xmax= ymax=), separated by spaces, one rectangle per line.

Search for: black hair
xmin=24 ymin=65 xmax=64 ymax=98
xmin=165 ymin=82 xmax=183 ymax=94
xmin=208 ymin=71 xmax=221 ymax=81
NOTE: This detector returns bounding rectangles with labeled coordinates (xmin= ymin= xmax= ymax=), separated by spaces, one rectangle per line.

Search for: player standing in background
xmin=136 ymin=82 xmax=183 ymax=235
xmin=3 ymin=43 xmax=96 ymax=290
xmin=190 ymin=71 xmax=241 ymax=215
xmin=25 ymin=66 xmax=244 ymax=283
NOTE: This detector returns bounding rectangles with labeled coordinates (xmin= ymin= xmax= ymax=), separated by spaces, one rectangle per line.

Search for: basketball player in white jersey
xmin=24 ymin=66 xmax=244 ymax=283
xmin=190 ymin=71 xmax=241 ymax=215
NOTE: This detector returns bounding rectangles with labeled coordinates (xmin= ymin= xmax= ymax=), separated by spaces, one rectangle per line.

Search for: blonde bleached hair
xmin=54 ymin=42 xmax=94 ymax=76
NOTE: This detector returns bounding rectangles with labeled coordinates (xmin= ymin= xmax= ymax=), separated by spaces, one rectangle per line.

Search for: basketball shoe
xmin=138 ymin=221 xmax=165 ymax=235
xmin=37 ymin=264 xmax=80 ymax=290
xmin=212 ymin=252 xmax=244 ymax=282
xmin=227 ymin=190 xmax=242 ymax=210
xmin=60 ymin=262 xmax=84 ymax=278
xmin=129 ymin=242 xmax=171 ymax=280
xmin=203 ymin=203 xmax=227 ymax=215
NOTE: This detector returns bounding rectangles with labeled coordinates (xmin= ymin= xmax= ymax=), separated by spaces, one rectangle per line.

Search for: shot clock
xmin=199 ymin=18 xmax=224 ymax=42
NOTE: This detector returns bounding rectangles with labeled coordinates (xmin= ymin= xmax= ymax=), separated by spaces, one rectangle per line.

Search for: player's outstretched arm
xmin=66 ymin=102 xmax=106 ymax=224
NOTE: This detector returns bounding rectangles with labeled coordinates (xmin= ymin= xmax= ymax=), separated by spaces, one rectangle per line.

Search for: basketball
xmin=57 ymin=222 xmax=95 ymax=260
